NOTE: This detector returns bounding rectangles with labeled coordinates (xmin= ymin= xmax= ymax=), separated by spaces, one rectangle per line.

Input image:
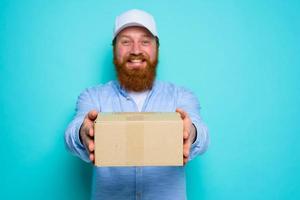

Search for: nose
xmin=131 ymin=42 xmax=142 ymax=55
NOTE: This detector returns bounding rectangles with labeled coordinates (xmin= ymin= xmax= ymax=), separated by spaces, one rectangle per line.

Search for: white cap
xmin=113 ymin=9 xmax=158 ymax=38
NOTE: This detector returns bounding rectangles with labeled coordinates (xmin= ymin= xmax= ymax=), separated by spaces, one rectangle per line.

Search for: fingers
xmin=81 ymin=118 xmax=95 ymax=137
xmin=88 ymin=125 xmax=94 ymax=137
xmin=177 ymin=108 xmax=192 ymax=165
xmin=81 ymin=110 xmax=97 ymax=139
xmin=89 ymin=153 xmax=95 ymax=163
xmin=80 ymin=110 xmax=98 ymax=163
xmin=176 ymin=108 xmax=191 ymax=140
xmin=81 ymin=129 xmax=95 ymax=162
xmin=88 ymin=110 xmax=98 ymax=121
xmin=176 ymin=108 xmax=187 ymax=120
xmin=183 ymin=129 xmax=189 ymax=140
xmin=81 ymin=111 xmax=98 ymax=136
xmin=81 ymin=126 xmax=94 ymax=150
xmin=183 ymin=139 xmax=191 ymax=165
xmin=84 ymin=138 xmax=94 ymax=153
xmin=183 ymin=139 xmax=191 ymax=157
xmin=85 ymin=135 xmax=94 ymax=152
xmin=183 ymin=141 xmax=190 ymax=157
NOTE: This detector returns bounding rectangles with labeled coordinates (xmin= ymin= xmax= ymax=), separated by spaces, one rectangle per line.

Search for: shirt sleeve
xmin=177 ymin=87 xmax=210 ymax=161
xmin=64 ymin=87 xmax=101 ymax=162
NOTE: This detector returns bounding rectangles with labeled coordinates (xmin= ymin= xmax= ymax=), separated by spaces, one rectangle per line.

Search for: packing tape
xmin=125 ymin=122 xmax=144 ymax=166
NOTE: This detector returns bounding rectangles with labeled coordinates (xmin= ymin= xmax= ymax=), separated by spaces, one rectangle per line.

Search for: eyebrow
xmin=118 ymin=34 xmax=153 ymax=39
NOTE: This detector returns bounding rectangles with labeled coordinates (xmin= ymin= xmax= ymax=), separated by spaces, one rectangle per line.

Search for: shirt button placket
xmin=136 ymin=167 xmax=143 ymax=200
xmin=136 ymin=192 xmax=141 ymax=200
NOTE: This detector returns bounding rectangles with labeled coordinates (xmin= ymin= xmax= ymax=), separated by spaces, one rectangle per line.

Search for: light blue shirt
xmin=65 ymin=80 xmax=209 ymax=200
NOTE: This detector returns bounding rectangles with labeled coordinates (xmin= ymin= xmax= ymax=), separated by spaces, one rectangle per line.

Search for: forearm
xmin=191 ymin=123 xmax=197 ymax=144
xmin=64 ymin=87 xmax=101 ymax=162
xmin=188 ymin=120 xmax=209 ymax=161
xmin=177 ymin=87 xmax=210 ymax=161
xmin=64 ymin=115 xmax=90 ymax=162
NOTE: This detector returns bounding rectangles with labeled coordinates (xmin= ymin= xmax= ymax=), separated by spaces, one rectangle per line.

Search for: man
xmin=65 ymin=9 xmax=209 ymax=200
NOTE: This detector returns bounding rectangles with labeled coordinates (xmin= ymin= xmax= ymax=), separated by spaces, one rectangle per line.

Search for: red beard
xmin=114 ymin=52 xmax=158 ymax=92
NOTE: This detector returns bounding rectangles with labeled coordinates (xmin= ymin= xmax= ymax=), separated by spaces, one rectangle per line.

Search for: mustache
xmin=125 ymin=53 xmax=149 ymax=61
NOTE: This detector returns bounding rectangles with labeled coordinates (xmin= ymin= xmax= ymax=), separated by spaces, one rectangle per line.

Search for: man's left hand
xmin=176 ymin=108 xmax=196 ymax=165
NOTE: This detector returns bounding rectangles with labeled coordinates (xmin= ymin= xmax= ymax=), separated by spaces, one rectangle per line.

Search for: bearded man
xmin=65 ymin=9 xmax=209 ymax=200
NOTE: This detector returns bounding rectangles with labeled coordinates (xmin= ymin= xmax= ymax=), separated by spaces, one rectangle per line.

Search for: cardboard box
xmin=94 ymin=112 xmax=183 ymax=167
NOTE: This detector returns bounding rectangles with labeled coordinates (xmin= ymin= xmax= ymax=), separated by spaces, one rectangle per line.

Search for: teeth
xmin=130 ymin=59 xmax=143 ymax=63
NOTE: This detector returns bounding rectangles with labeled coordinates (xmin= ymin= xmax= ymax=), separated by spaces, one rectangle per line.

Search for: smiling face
xmin=114 ymin=26 xmax=158 ymax=69
xmin=113 ymin=26 xmax=159 ymax=92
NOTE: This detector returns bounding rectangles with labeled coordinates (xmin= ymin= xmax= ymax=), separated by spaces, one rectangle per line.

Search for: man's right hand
xmin=79 ymin=110 xmax=98 ymax=163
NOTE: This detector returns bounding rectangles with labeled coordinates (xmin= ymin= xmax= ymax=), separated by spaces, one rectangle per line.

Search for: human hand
xmin=79 ymin=110 xmax=98 ymax=163
xmin=176 ymin=108 xmax=196 ymax=165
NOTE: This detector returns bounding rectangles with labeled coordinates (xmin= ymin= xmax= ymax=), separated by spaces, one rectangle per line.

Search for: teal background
xmin=1 ymin=0 xmax=299 ymax=199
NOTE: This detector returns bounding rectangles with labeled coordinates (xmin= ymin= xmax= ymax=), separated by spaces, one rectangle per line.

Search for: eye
xmin=121 ymin=40 xmax=131 ymax=46
xmin=141 ymin=40 xmax=150 ymax=45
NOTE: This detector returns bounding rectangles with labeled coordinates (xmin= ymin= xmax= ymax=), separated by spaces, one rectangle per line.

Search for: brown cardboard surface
xmin=94 ymin=112 xmax=183 ymax=167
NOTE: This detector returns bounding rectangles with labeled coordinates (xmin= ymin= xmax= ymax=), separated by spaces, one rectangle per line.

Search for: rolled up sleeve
xmin=64 ymin=87 xmax=101 ymax=162
xmin=177 ymin=87 xmax=210 ymax=161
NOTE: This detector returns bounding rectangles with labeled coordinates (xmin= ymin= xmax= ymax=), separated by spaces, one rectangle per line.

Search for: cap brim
xmin=114 ymin=22 xmax=156 ymax=38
